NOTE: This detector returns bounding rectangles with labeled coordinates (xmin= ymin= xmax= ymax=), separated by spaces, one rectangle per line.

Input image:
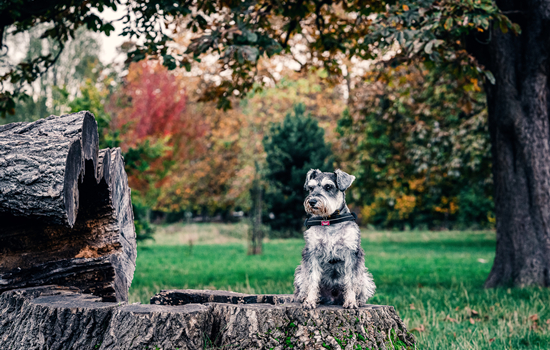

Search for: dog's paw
xmin=302 ymin=299 xmax=317 ymax=310
xmin=343 ymin=300 xmax=358 ymax=309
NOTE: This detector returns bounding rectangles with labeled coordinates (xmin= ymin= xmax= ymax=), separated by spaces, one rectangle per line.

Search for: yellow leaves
xmin=402 ymin=4 xmax=409 ymax=11
xmin=434 ymin=197 xmax=459 ymax=215
xmin=394 ymin=195 xmax=416 ymax=219
xmin=469 ymin=78 xmax=481 ymax=92
xmin=360 ymin=203 xmax=377 ymax=224
xmin=477 ymin=27 xmax=484 ymax=32
xmin=408 ymin=178 xmax=425 ymax=192
xmin=487 ymin=212 xmax=496 ymax=226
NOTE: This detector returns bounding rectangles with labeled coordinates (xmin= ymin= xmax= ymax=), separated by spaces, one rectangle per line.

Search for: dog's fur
xmin=294 ymin=169 xmax=376 ymax=309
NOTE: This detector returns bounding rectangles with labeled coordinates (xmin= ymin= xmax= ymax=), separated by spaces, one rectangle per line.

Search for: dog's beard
xmin=304 ymin=196 xmax=331 ymax=217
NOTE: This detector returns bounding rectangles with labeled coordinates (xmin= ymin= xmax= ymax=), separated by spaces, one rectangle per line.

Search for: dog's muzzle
xmin=304 ymin=195 xmax=330 ymax=216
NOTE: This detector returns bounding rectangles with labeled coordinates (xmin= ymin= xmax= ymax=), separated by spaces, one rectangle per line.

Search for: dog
xmin=293 ymin=169 xmax=376 ymax=309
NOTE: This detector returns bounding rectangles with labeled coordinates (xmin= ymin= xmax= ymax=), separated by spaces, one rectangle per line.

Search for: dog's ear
xmin=335 ymin=169 xmax=355 ymax=191
xmin=304 ymin=169 xmax=321 ymax=190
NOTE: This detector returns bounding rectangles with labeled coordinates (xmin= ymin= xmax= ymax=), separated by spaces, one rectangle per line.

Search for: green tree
xmin=263 ymin=103 xmax=332 ymax=234
xmin=337 ymin=62 xmax=493 ymax=230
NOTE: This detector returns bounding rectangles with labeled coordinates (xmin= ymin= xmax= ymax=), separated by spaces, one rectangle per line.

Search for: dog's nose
xmin=308 ymin=198 xmax=318 ymax=206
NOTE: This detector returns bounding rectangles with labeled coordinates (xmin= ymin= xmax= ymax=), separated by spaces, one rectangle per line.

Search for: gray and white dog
xmin=294 ymin=169 xmax=376 ymax=309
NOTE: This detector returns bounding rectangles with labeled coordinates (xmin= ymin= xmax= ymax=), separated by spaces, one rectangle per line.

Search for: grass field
xmin=129 ymin=223 xmax=550 ymax=349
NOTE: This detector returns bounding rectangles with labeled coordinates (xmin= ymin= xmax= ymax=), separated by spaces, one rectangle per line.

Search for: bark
xmin=0 ymin=286 xmax=415 ymax=350
xmin=0 ymin=112 xmax=136 ymax=301
xmin=0 ymin=286 xmax=210 ymax=350
xmin=468 ymin=0 xmax=550 ymax=288
xmin=153 ymin=289 xmax=415 ymax=350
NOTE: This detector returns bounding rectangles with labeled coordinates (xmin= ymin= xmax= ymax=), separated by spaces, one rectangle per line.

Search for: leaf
xmin=489 ymin=338 xmax=495 ymax=343
xmin=445 ymin=315 xmax=458 ymax=323
xmin=469 ymin=318 xmax=475 ymax=325
xmin=444 ymin=18 xmax=453 ymax=30
xmin=410 ymin=303 xmax=416 ymax=310
xmin=529 ymin=314 xmax=539 ymax=322
xmin=239 ymin=45 xmax=259 ymax=63
xmin=484 ymin=70 xmax=496 ymax=85
xmin=424 ymin=40 xmax=434 ymax=54
xmin=411 ymin=324 xmax=425 ymax=332
xmin=499 ymin=20 xmax=509 ymax=34
xmin=245 ymin=30 xmax=258 ymax=43
xmin=403 ymin=4 xmax=409 ymax=11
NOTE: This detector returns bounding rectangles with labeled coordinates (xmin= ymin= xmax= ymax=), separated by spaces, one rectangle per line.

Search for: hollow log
xmin=0 ymin=287 xmax=416 ymax=350
xmin=0 ymin=112 xmax=136 ymax=301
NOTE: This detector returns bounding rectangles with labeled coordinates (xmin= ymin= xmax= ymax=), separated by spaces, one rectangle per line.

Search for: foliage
xmin=1 ymin=0 xmax=520 ymax=115
xmin=130 ymin=225 xmax=550 ymax=349
xmin=2 ymin=26 xmax=103 ymax=124
xmin=69 ymin=79 xmax=114 ymax=148
xmin=109 ymin=60 xmax=197 ymax=210
xmin=337 ymin=62 xmax=493 ymax=229
xmin=263 ymin=104 xmax=333 ymax=233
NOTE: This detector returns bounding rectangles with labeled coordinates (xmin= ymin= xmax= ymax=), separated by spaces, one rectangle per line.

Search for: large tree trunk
xmin=470 ymin=0 xmax=550 ymax=287
xmin=0 ymin=112 xmax=136 ymax=301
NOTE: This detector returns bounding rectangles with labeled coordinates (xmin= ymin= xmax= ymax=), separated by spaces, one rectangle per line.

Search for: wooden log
xmin=1 ymin=287 xmax=416 ymax=350
xmin=0 ymin=112 xmax=136 ymax=301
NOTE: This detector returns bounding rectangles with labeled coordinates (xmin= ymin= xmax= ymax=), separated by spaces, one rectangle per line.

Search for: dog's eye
xmin=324 ymin=185 xmax=333 ymax=191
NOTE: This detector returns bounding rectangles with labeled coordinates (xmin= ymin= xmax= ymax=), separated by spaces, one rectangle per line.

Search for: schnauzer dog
xmin=294 ymin=169 xmax=376 ymax=309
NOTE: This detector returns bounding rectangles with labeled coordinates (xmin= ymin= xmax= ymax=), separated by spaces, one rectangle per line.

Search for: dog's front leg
xmin=302 ymin=257 xmax=322 ymax=309
xmin=342 ymin=257 xmax=358 ymax=309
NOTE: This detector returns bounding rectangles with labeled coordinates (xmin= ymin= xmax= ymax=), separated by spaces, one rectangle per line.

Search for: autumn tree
xmin=337 ymin=62 xmax=493 ymax=230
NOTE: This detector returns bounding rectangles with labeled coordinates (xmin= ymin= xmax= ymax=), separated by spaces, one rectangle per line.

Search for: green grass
xmin=130 ymin=224 xmax=550 ymax=349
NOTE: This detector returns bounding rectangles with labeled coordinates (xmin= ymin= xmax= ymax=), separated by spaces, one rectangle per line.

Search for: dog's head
xmin=303 ymin=169 xmax=355 ymax=217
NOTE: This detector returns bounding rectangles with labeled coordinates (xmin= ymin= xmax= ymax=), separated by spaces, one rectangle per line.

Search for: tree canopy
xmin=1 ymin=0 xmax=519 ymax=115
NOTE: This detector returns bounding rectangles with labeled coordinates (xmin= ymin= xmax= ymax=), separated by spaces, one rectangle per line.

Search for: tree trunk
xmin=248 ymin=165 xmax=263 ymax=255
xmin=470 ymin=0 xmax=550 ymax=287
xmin=0 ymin=112 xmax=136 ymax=301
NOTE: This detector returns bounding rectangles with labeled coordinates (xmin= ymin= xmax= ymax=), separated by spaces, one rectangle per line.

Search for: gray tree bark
xmin=153 ymin=289 xmax=415 ymax=350
xmin=0 ymin=112 xmax=136 ymax=301
xmin=0 ymin=286 xmax=415 ymax=350
xmin=466 ymin=0 xmax=550 ymax=287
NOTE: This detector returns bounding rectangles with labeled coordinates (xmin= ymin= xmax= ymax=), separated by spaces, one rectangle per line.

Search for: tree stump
xmin=0 ymin=112 xmax=136 ymax=301
xmin=0 ymin=287 xmax=416 ymax=350
xmin=153 ymin=289 xmax=416 ymax=349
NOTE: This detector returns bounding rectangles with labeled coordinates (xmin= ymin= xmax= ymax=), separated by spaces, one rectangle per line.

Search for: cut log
xmin=0 ymin=112 xmax=136 ymax=301
xmin=0 ymin=287 xmax=416 ymax=350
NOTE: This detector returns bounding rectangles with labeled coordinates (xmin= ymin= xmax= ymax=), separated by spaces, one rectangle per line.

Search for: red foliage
xmin=110 ymin=60 xmax=208 ymax=199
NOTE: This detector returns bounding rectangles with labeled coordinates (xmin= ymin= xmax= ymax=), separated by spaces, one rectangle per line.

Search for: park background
xmin=1 ymin=3 xmax=549 ymax=348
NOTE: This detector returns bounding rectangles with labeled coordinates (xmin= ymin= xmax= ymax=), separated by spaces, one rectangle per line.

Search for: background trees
xmin=338 ymin=62 xmax=493 ymax=230
xmin=263 ymin=103 xmax=332 ymax=234
xmin=4 ymin=0 xmax=548 ymax=286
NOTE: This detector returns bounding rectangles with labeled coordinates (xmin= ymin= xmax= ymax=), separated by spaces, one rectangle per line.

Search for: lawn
xmin=129 ymin=223 xmax=550 ymax=349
